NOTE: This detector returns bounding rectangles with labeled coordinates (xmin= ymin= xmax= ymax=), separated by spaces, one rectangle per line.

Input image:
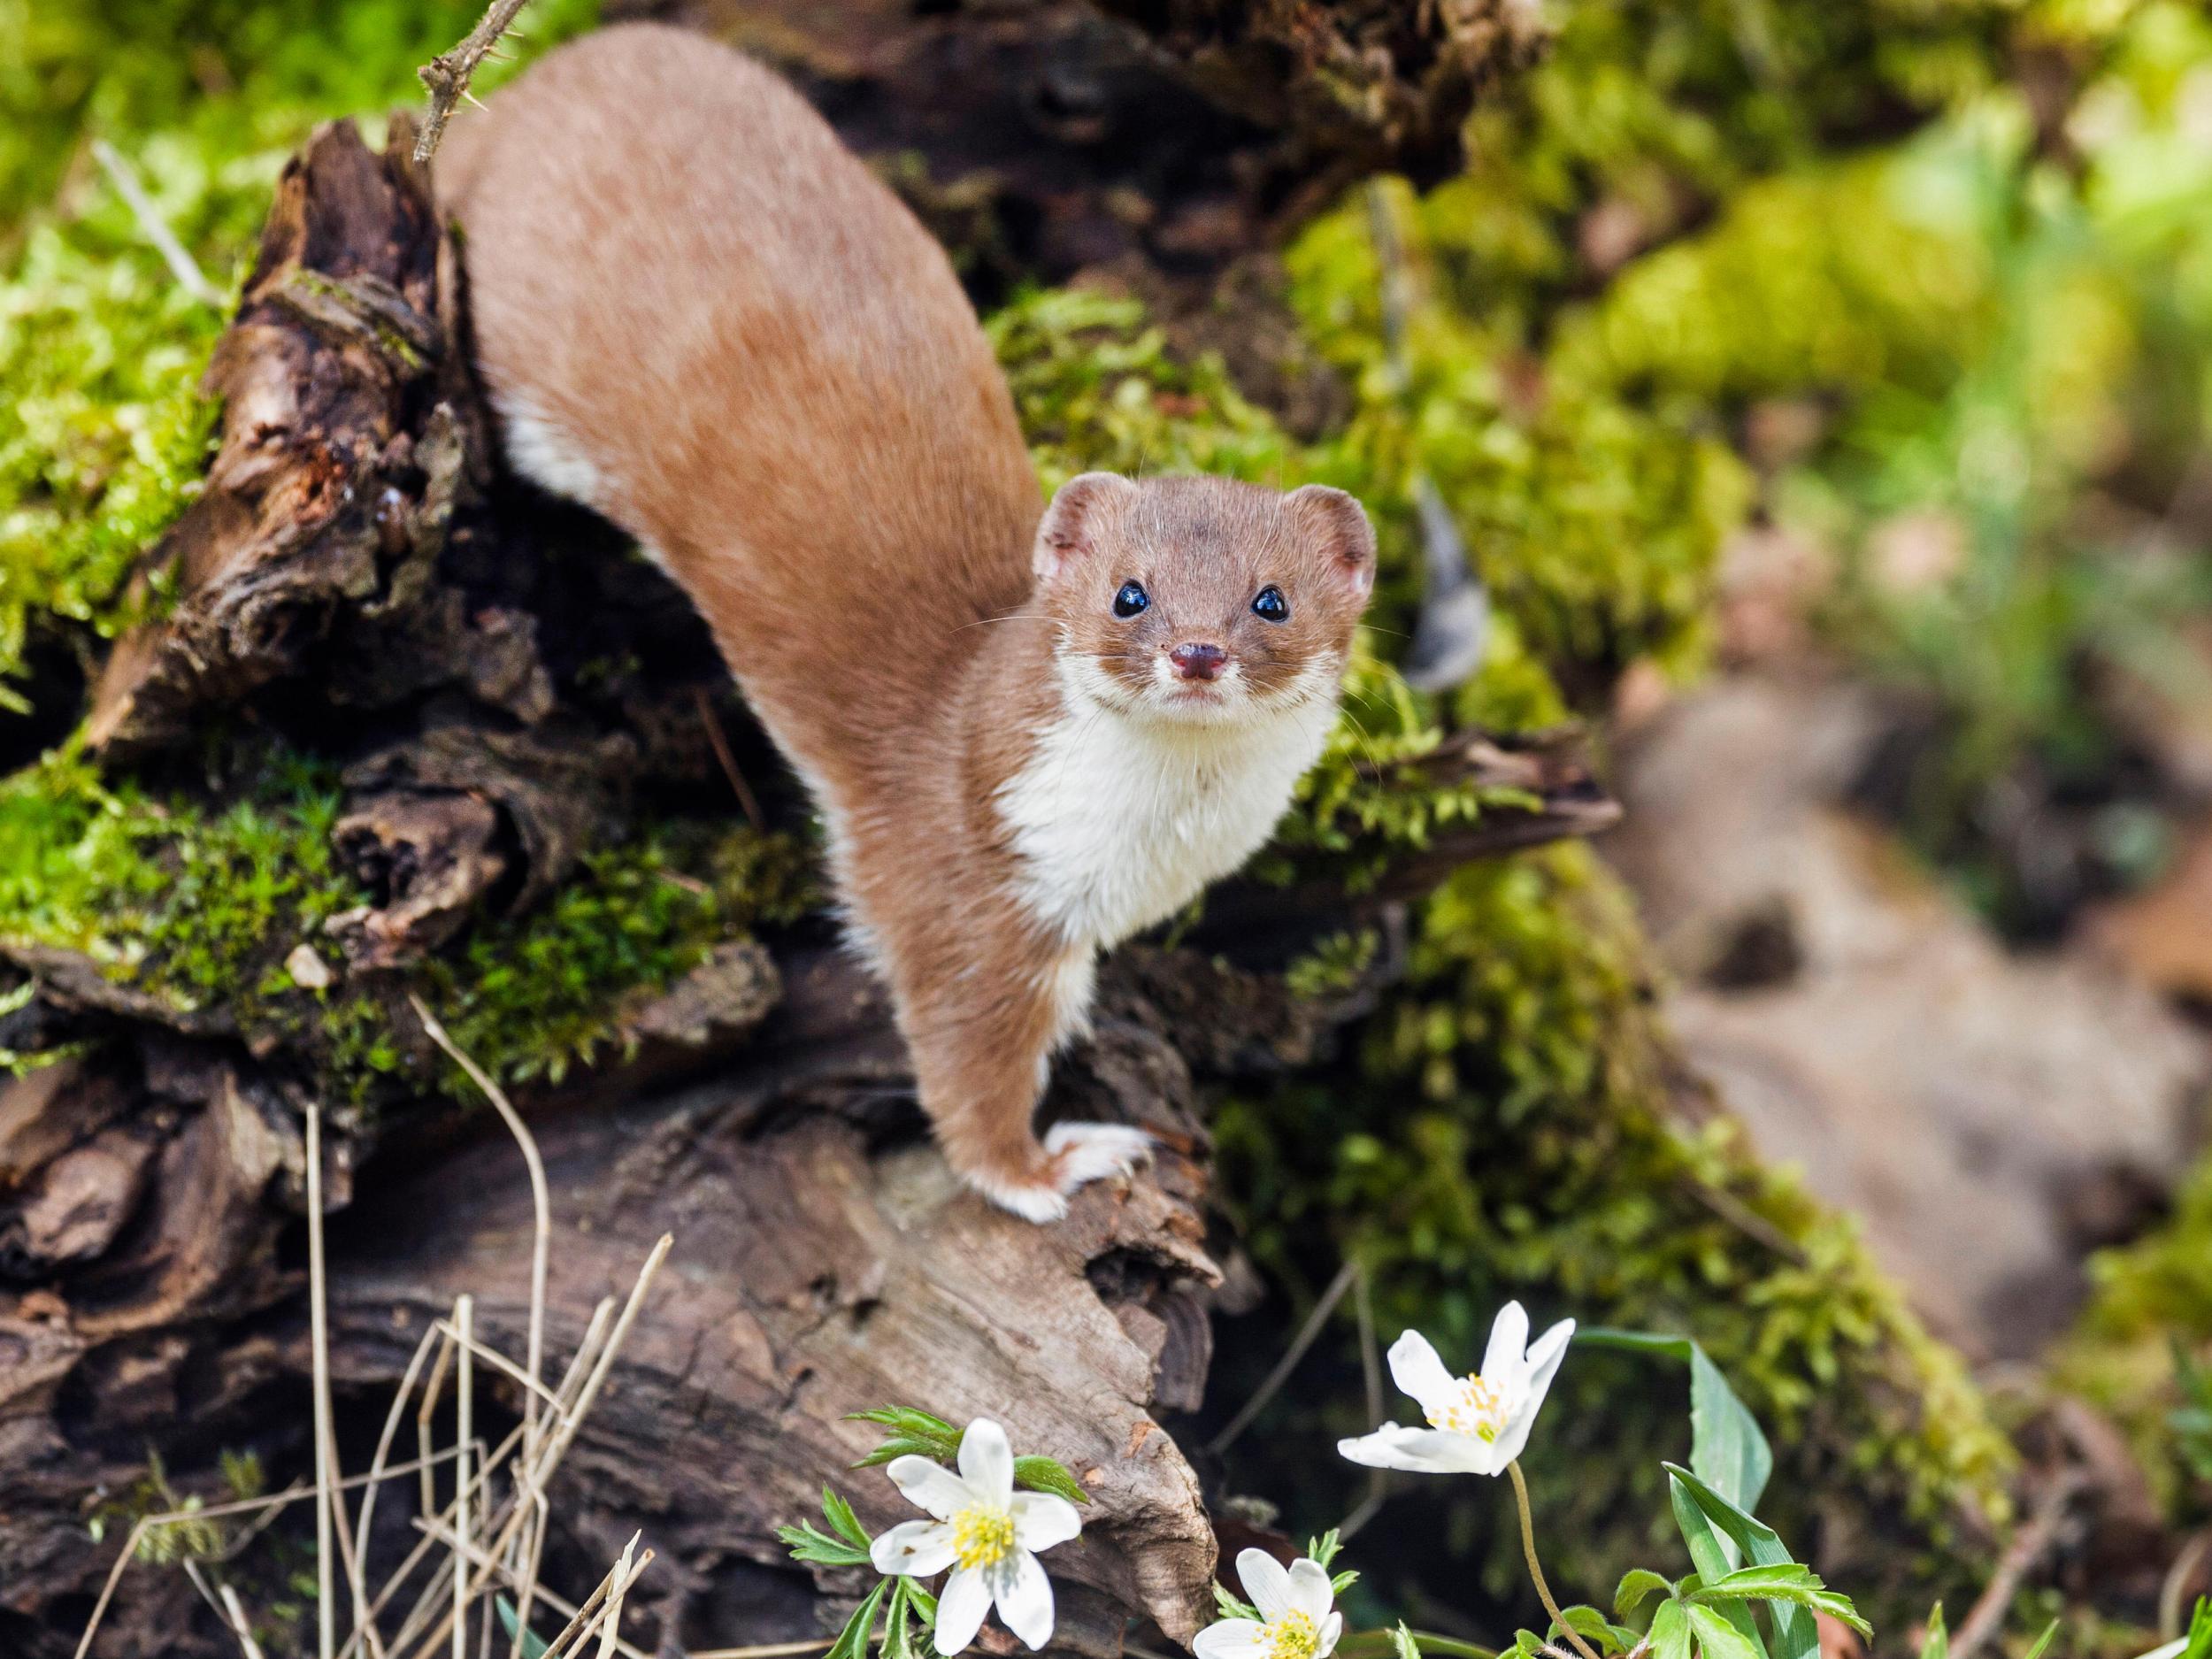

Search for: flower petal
xmin=1286 ymin=1559 xmax=1334 ymax=1622
xmin=1386 ymin=1330 xmax=1458 ymax=1417
xmin=1491 ymin=1318 xmax=1575 ymax=1466
xmin=887 ymin=1455 xmax=974 ymax=1521
xmin=994 ymin=1550 xmax=1056 ymax=1651
xmin=1337 ymin=1425 xmax=1498 ymax=1476
xmin=935 ymin=1565 xmax=993 ymax=1655
xmin=1236 ymin=1548 xmax=1294 ymax=1622
xmin=870 ymin=1519 xmax=956 ymax=1578
xmin=1194 ymin=1621 xmax=1270 ymax=1659
xmin=957 ymin=1418 xmax=1016 ymax=1506
xmin=1482 ymin=1302 xmax=1532 ymax=1391
xmin=1011 ymin=1491 xmax=1082 ymax=1553
xmin=1317 ymin=1612 xmax=1345 ymax=1658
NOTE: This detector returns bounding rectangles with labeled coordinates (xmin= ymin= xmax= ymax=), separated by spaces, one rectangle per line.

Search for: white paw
xmin=1043 ymin=1121 xmax=1154 ymax=1192
xmin=970 ymin=1171 xmax=1070 ymax=1225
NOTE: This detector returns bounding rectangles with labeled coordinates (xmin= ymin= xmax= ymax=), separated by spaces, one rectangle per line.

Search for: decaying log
xmin=1 ymin=79 xmax=1604 ymax=1659
xmin=651 ymin=0 xmax=1547 ymax=293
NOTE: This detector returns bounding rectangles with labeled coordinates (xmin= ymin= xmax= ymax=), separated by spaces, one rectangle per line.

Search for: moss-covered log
xmin=0 ymin=111 xmax=1618 ymax=1659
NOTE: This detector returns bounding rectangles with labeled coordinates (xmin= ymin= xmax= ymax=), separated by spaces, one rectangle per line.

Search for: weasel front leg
xmin=894 ymin=929 xmax=1150 ymax=1222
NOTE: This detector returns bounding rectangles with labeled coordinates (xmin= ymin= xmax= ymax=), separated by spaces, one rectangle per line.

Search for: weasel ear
xmin=1034 ymin=472 xmax=1134 ymax=582
xmin=1287 ymin=483 xmax=1377 ymax=601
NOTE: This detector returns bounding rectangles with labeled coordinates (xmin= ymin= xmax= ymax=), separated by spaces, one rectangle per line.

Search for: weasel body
xmin=437 ymin=25 xmax=1374 ymax=1219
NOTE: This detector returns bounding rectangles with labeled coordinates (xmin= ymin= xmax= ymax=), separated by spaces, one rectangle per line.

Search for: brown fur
xmin=437 ymin=24 xmax=1371 ymax=1217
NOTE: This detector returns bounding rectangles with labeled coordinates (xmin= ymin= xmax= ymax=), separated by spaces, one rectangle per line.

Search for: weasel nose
xmin=1170 ymin=641 xmax=1228 ymax=682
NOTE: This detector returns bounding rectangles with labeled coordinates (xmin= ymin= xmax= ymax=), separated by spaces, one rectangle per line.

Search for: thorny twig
xmin=413 ymin=0 xmax=534 ymax=164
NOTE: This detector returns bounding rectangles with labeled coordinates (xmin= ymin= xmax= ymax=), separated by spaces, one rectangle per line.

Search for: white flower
xmin=868 ymin=1417 xmax=1082 ymax=1654
xmin=1336 ymin=1302 xmax=1574 ymax=1477
xmin=1193 ymin=1550 xmax=1344 ymax=1659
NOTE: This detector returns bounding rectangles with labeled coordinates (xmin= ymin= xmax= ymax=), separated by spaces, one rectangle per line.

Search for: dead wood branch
xmin=413 ymin=0 xmax=535 ymax=164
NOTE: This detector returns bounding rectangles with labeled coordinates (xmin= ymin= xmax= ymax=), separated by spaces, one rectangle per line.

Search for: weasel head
xmin=1030 ymin=472 xmax=1375 ymax=727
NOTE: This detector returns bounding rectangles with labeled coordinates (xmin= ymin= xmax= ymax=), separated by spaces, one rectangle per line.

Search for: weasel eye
xmin=1251 ymin=585 xmax=1289 ymax=623
xmin=1113 ymin=580 xmax=1149 ymax=618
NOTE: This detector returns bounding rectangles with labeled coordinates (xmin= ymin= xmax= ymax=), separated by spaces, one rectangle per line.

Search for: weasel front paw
xmin=1043 ymin=1121 xmax=1153 ymax=1188
xmin=966 ymin=1123 xmax=1153 ymax=1225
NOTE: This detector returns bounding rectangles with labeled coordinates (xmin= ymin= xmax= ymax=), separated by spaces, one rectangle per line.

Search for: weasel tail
xmin=437 ymin=24 xmax=1373 ymax=1220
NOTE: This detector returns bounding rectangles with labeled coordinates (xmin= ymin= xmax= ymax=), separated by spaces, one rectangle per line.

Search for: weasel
xmin=435 ymin=24 xmax=1375 ymax=1220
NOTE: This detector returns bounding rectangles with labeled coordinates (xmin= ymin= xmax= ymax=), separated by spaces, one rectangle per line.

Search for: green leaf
xmin=2020 ymin=1621 xmax=2059 ymax=1659
xmin=1512 ymin=1632 xmax=1545 ymax=1658
xmin=495 ymin=1597 xmax=552 ymax=1659
xmin=1333 ymin=1571 xmax=1363 ymax=1596
xmin=1688 ymin=1606 xmax=1766 ymax=1659
xmin=849 ymin=1407 xmax=963 ymax=1466
xmin=1216 ymin=1584 xmax=1263 ymax=1623
xmin=884 ymin=1578 xmax=918 ymax=1659
xmin=1650 ymin=1601 xmax=1694 ymax=1659
xmin=1391 ymin=1624 xmax=1423 ymax=1659
xmin=1549 ymin=1606 xmax=1632 ymax=1655
xmin=1664 ymin=1466 xmax=1816 ymax=1659
xmin=1013 ymin=1455 xmax=1093 ymax=1505
xmin=849 ymin=1405 xmax=960 ymax=1440
xmin=1310 ymin=1528 xmax=1345 ymax=1570
xmin=823 ymin=1486 xmax=872 ymax=1550
xmin=1578 ymin=1332 xmax=1771 ymax=1514
xmin=1919 ymin=1604 xmax=1947 ymax=1659
xmin=779 ymin=1520 xmax=874 ymax=1569
xmin=2182 ymin=1597 xmax=2212 ymax=1659
xmin=907 ymin=1580 xmax=941 ymax=1624
xmin=827 ymin=1584 xmax=888 ymax=1659
xmin=1616 ymin=1571 xmax=1676 ymax=1619
xmin=1666 ymin=1481 xmax=1762 ymax=1657
xmin=1692 ymin=1564 xmax=1871 ymax=1640
xmin=854 ymin=1436 xmax=957 ymax=1471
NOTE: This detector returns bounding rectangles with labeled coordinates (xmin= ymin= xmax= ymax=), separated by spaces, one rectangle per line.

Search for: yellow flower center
xmin=1426 ymin=1373 xmax=1508 ymax=1442
xmin=1264 ymin=1612 xmax=1321 ymax=1659
xmin=951 ymin=1504 xmax=1017 ymax=1571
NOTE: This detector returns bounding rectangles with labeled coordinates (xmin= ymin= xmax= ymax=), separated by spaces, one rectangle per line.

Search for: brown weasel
xmin=436 ymin=23 xmax=1375 ymax=1220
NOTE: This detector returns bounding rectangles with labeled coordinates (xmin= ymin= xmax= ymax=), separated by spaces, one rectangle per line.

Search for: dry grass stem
xmin=310 ymin=1104 xmax=339 ymax=1659
xmin=412 ymin=994 xmax=554 ymax=1657
xmin=419 ymin=1325 xmax=457 ymax=1524
xmin=430 ymin=1319 xmax=571 ymax=1421
xmin=1210 ymin=1256 xmax=1359 ymax=1454
xmin=88 ymin=137 xmax=224 ymax=306
xmin=221 ymin=1582 xmax=268 ymax=1659
xmin=455 ymin=1294 xmax=474 ymax=1659
xmin=594 ymin=1533 xmax=640 ymax=1659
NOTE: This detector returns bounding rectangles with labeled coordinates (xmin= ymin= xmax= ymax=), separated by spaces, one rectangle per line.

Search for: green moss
xmin=0 ymin=744 xmax=358 ymax=997
xmin=991 ymin=287 xmax=1316 ymax=498
xmin=0 ymin=0 xmax=601 ymax=694
xmin=2060 ymin=1148 xmax=2212 ymax=1518
xmin=1284 ymin=184 xmax=1754 ymax=687
xmin=0 ymin=743 xmax=813 ymax=1104
xmin=418 ymin=823 xmax=816 ymax=1088
xmin=1214 ymin=847 xmax=2016 ymax=1606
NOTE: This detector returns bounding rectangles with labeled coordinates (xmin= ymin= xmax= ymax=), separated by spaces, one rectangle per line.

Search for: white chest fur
xmin=997 ymin=665 xmax=1340 ymax=949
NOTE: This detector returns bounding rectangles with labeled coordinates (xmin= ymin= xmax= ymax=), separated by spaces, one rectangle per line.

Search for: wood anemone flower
xmin=1193 ymin=1551 xmax=1345 ymax=1659
xmin=868 ymin=1417 xmax=1083 ymax=1652
xmin=1336 ymin=1302 xmax=1575 ymax=1477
